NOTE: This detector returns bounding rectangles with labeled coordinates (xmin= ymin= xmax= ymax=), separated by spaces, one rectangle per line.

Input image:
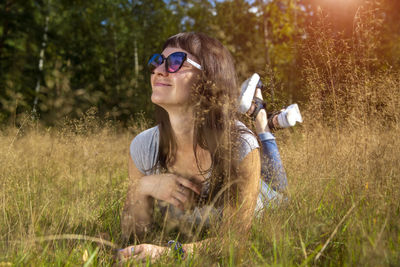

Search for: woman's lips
xmin=154 ymin=82 xmax=171 ymax=87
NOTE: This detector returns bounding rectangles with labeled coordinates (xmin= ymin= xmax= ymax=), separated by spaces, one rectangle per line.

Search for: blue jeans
xmin=256 ymin=132 xmax=288 ymax=211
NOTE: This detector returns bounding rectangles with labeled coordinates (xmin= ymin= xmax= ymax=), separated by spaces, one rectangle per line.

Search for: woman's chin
xmin=151 ymin=94 xmax=164 ymax=104
xmin=151 ymin=95 xmax=171 ymax=110
xmin=151 ymin=94 xmax=191 ymax=111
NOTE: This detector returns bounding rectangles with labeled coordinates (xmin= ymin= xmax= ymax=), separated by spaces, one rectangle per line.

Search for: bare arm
xmin=121 ymin=156 xmax=153 ymax=241
xmin=230 ymin=148 xmax=261 ymax=234
xmin=121 ymin=156 xmax=202 ymax=242
xmin=119 ymin=149 xmax=260 ymax=259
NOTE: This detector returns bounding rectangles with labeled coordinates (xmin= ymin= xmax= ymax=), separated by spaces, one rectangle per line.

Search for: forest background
xmin=1 ymin=0 xmax=400 ymax=265
xmin=2 ymin=0 xmax=399 ymax=125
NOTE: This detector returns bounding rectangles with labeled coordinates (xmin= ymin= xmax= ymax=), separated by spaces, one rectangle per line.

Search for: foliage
xmin=1 ymin=0 xmax=183 ymax=124
xmin=1 ymin=0 xmax=399 ymax=125
xmin=301 ymin=3 xmax=400 ymax=130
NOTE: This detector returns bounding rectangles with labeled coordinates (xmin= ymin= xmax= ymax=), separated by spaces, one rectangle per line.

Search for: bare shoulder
xmin=128 ymin=155 xmax=145 ymax=182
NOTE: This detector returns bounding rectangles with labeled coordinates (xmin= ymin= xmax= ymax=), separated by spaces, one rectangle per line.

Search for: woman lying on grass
xmin=118 ymin=32 xmax=288 ymax=261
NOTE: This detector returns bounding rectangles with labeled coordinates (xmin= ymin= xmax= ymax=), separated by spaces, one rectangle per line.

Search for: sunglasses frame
xmin=148 ymin=51 xmax=202 ymax=73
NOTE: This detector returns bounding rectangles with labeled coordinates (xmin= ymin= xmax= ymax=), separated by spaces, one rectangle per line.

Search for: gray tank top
xmin=130 ymin=121 xmax=259 ymax=175
xmin=129 ymin=121 xmax=259 ymax=240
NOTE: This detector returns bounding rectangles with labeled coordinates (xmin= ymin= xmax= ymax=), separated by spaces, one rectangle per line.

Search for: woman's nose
xmin=153 ymin=61 xmax=168 ymax=75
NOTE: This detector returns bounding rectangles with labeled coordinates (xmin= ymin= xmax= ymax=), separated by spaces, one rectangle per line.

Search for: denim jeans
xmin=255 ymin=132 xmax=288 ymax=212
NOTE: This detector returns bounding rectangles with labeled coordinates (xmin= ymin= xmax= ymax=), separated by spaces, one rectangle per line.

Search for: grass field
xmin=1 ymin=3 xmax=399 ymax=265
xmin=0 ymin=112 xmax=399 ymax=266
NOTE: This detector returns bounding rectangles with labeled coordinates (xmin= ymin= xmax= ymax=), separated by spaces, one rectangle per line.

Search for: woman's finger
xmin=132 ymin=245 xmax=144 ymax=257
xmin=119 ymin=245 xmax=139 ymax=259
xmin=178 ymin=185 xmax=191 ymax=198
xmin=136 ymin=244 xmax=164 ymax=261
xmin=168 ymin=197 xmax=184 ymax=210
xmin=176 ymin=177 xmax=201 ymax=195
xmin=176 ymin=183 xmax=190 ymax=197
xmin=134 ymin=245 xmax=147 ymax=260
xmin=173 ymin=190 xmax=188 ymax=204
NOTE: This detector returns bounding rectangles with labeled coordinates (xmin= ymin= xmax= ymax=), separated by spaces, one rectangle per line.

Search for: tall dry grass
xmin=302 ymin=3 xmax=400 ymax=132
xmin=1 ymin=3 xmax=400 ymax=266
xmin=1 ymin=108 xmax=399 ymax=266
xmin=0 ymin=111 xmax=145 ymax=264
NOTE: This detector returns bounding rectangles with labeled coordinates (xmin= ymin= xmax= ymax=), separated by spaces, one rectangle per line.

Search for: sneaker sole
xmin=238 ymin=73 xmax=260 ymax=114
xmin=277 ymin=103 xmax=303 ymax=128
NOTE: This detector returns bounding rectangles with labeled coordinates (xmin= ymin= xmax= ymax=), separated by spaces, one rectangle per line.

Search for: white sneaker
xmin=276 ymin=104 xmax=303 ymax=128
xmin=238 ymin=73 xmax=303 ymax=128
xmin=238 ymin=73 xmax=260 ymax=114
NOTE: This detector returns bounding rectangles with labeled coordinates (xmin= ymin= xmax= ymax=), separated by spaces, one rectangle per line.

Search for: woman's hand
xmin=118 ymin=244 xmax=167 ymax=262
xmin=140 ymin=173 xmax=201 ymax=211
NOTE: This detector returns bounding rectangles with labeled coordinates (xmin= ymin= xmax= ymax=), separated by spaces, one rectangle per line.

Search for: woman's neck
xmin=167 ymin=106 xmax=195 ymax=150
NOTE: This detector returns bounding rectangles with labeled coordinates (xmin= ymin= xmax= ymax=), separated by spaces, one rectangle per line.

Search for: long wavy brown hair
xmin=154 ymin=32 xmax=248 ymax=204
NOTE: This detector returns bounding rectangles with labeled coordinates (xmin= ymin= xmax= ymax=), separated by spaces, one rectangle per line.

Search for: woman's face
xmin=150 ymin=46 xmax=201 ymax=110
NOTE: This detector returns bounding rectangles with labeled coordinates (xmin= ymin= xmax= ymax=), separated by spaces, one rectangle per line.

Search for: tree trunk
xmin=134 ymin=39 xmax=139 ymax=77
xmin=32 ymin=15 xmax=49 ymax=115
xmin=263 ymin=4 xmax=275 ymax=102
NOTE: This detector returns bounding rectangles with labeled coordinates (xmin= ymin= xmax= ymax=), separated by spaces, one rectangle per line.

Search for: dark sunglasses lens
xmin=148 ymin=54 xmax=163 ymax=71
xmin=167 ymin=52 xmax=186 ymax=73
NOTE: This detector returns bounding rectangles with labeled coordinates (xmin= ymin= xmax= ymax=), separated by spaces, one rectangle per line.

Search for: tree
xmin=252 ymin=0 xmax=305 ymax=104
xmin=0 ymin=0 xmax=45 ymax=123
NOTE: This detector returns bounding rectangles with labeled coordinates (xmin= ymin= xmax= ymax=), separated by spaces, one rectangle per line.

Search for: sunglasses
xmin=148 ymin=51 xmax=202 ymax=73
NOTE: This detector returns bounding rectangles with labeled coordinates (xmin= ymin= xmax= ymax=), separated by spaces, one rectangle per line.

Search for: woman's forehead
xmin=162 ymin=46 xmax=197 ymax=60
